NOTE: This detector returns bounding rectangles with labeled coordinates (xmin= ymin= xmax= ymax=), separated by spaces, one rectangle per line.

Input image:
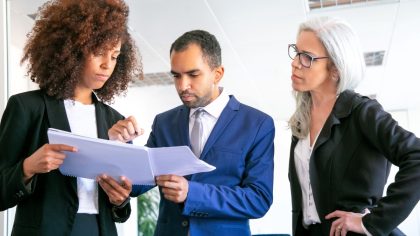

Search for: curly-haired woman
xmin=0 ymin=0 xmax=143 ymax=235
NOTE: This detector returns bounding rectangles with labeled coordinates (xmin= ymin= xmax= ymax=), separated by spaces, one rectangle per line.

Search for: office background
xmin=1 ymin=0 xmax=419 ymax=235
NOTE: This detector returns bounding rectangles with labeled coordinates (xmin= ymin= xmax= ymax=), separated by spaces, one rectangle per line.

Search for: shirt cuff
xmin=361 ymin=221 xmax=372 ymax=236
xmin=361 ymin=208 xmax=372 ymax=236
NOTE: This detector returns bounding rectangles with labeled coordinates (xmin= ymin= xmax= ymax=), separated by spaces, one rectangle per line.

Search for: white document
xmin=47 ymin=128 xmax=215 ymax=185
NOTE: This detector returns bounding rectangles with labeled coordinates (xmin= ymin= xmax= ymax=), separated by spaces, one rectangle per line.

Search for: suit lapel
xmin=312 ymin=90 xmax=361 ymax=156
xmin=43 ymin=93 xmax=71 ymax=132
xmin=43 ymin=93 xmax=77 ymax=195
xmin=313 ymin=115 xmax=340 ymax=151
xmin=200 ymin=96 xmax=239 ymax=158
xmin=310 ymin=113 xmax=340 ymax=213
xmin=179 ymin=106 xmax=191 ymax=146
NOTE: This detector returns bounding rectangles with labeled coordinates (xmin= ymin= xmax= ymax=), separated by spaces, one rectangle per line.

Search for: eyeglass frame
xmin=288 ymin=44 xmax=329 ymax=68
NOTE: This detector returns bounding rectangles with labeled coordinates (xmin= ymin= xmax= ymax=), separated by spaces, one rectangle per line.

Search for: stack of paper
xmin=47 ymin=128 xmax=216 ymax=185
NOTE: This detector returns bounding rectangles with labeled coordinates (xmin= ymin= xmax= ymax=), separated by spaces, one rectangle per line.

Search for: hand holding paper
xmin=156 ymin=175 xmax=189 ymax=203
xmin=97 ymin=174 xmax=132 ymax=206
xmin=47 ymin=128 xmax=216 ymax=185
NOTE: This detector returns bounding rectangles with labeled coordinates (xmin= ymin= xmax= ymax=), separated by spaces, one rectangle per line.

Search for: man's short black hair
xmin=170 ymin=30 xmax=221 ymax=69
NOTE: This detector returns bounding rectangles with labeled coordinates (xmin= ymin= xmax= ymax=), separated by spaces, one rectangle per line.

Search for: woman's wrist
xmin=22 ymin=158 xmax=35 ymax=183
xmin=113 ymin=197 xmax=130 ymax=209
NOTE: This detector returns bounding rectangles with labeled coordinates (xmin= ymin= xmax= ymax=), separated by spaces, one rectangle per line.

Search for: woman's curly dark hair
xmin=21 ymin=0 xmax=142 ymax=103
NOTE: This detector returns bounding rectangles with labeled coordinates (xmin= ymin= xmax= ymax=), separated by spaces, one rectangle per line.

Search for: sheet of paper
xmin=47 ymin=128 xmax=215 ymax=185
xmin=149 ymin=146 xmax=215 ymax=176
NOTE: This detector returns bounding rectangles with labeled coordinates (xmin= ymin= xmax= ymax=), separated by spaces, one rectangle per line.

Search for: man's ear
xmin=214 ymin=66 xmax=224 ymax=84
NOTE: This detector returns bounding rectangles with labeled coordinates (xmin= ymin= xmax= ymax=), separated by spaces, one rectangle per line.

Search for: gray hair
xmin=289 ymin=16 xmax=366 ymax=138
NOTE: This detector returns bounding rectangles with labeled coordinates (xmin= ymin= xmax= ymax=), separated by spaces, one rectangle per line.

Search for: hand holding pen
xmin=108 ymin=116 xmax=144 ymax=142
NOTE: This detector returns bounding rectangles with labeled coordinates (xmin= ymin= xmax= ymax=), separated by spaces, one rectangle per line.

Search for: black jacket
xmin=0 ymin=90 xmax=130 ymax=236
xmin=289 ymin=90 xmax=420 ymax=236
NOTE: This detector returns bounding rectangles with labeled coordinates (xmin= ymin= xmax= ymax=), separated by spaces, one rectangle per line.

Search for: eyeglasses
xmin=288 ymin=44 xmax=328 ymax=68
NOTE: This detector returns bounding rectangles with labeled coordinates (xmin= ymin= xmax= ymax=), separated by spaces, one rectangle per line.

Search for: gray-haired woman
xmin=288 ymin=16 xmax=419 ymax=236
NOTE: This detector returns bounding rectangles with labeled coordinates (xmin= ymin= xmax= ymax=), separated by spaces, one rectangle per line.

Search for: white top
xmin=64 ymin=99 xmax=99 ymax=214
xmin=294 ymin=133 xmax=321 ymax=227
xmin=189 ymin=88 xmax=230 ymax=155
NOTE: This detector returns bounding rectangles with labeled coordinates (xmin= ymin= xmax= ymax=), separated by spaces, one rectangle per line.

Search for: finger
xmin=45 ymin=151 xmax=67 ymax=161
xmin=108 ymin=123 xmax=129 ymax=141
xmin=119 ymin=176 xmax=132 ymax=192
xmin=156 ymin=180 xmax=173 ymax=189
xmin=121 ymin=128 xmax=130 ymax=140
xmin=97 ymin=176 xmax=120 ymax=198
xmin=49 ymin=157 xmax=65 ymax=168
xmin=126 ymin=122 xmax=136 ymax=136
xmin=126 ymin=116 xmax=141 ymax=135
xmin=335 ymin=228 xmax=340 ymax=236
xmin=100 ymin=175 xmax=130 ymax=197
xmin=49 ymin=144 xmax=77 ymax=152
xmin=162 ymin=191 xmax=185 ymax=203
xmin=115 ymin=119 xmax=136 ymax=134
xmin=161 ymin=186 xmax=179 ymax=195
xmin=112 ymin=122 xmax=131 ymax=134
xmin=341 ymin=227 xmax=348 ymax=236
xmin=116 ymin=134 xmax=125 ymax=142
xmin=162 ymin=191 xmax=180 ymax=202
xmin=156 ymin=175 xmax=178 ymax=182
xmin=163 ymin=193 xmax=174 ymax=202
xmin=326 ymin=210 xmax=343 ymax=219
xmin=100 ymin=175 xmax=123 ymax=189
xmin=329 ymin=219 xmax=342 ymax=236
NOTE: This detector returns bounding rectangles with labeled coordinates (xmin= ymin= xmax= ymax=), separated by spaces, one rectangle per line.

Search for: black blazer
xmin=289 ymin=90 xmax=420 ymax=236
xmin=0 ymin=90 xmax=130 ymax=236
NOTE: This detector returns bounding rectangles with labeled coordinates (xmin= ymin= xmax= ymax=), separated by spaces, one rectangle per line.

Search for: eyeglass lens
xmin=288 ymin=45 xmax=312 ymax=68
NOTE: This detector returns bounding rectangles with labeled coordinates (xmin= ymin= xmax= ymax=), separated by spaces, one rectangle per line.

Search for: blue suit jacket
xmin=133 ymin=95 xmax=275 ymax=236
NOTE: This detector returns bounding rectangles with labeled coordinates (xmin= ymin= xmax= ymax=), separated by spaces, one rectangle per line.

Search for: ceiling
xmin=7 ymin=0 xmax=420 ymax=121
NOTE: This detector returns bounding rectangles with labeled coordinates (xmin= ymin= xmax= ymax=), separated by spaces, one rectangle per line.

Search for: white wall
xmin=0 ymin=0 xmax=7 ymax=116
xmin=250 ymin=121 xmax=292 ymax=235
xmin=0 ymin=0 xmax=8 ymax=235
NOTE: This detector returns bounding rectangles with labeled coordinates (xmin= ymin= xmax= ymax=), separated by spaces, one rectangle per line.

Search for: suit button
xmin=15 ymin=190 xmax=24 ymax=198
xmin=181 ymin=220 xmax=189 ymax=227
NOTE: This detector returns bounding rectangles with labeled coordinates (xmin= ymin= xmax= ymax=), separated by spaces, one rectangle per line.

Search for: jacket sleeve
xmin=182 ymin=116 xmax=275 ymax=219
xmin=358 ymin=100 xmax=420 ymax=236
xmin=0 ymin=95 xmax=37 ymax=210
xmin=111 ymin=202 xmax=132 ymax=223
